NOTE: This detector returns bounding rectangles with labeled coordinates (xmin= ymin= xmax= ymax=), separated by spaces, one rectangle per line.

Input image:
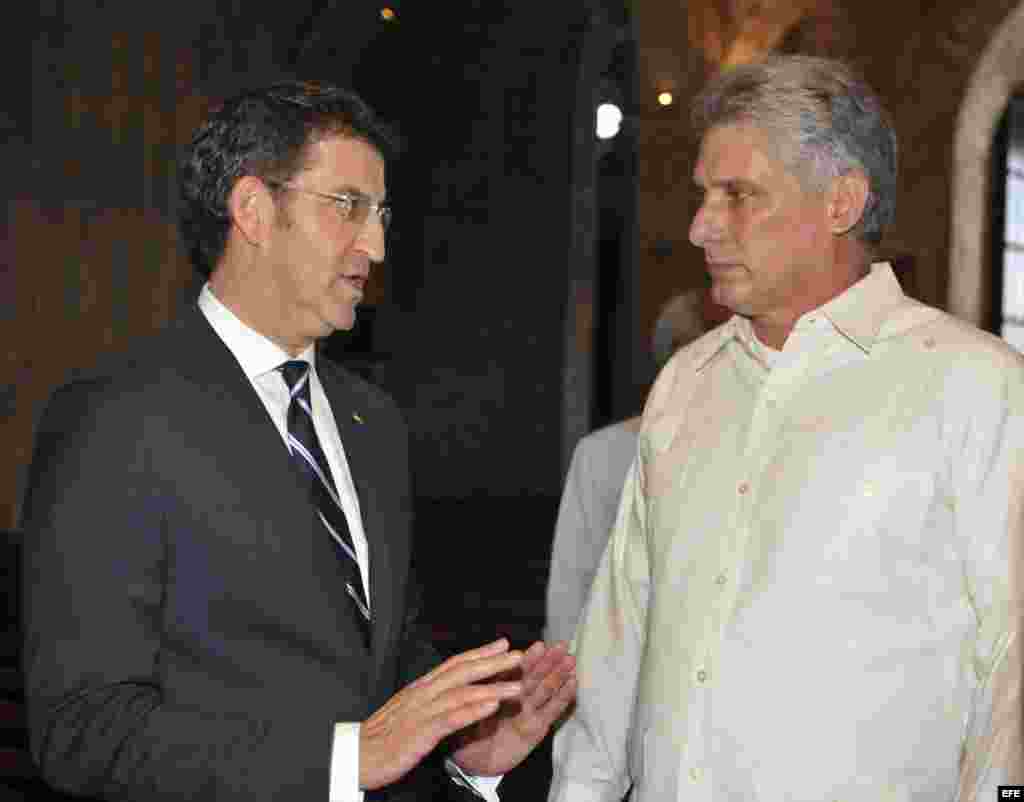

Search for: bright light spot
xmin=596 ymin=103 xmax=623 ymax=139
xmin=380 ymin=7 xmax=396 ymax=21
xmin=657 ymin=91 xmax=674 ymax=107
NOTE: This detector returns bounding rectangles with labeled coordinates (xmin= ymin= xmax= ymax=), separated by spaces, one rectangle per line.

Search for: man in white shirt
xmin=549 ymin=55 xmax=1023 ymax=801
xmin=22 ymin=81 xmax=575 ymax=802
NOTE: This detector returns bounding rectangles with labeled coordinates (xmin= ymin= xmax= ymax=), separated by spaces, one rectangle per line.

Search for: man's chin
xmin=710 ymin=283 xmax=746 ymax=314
xmin=322 ymin=304 xmax=359 ymax=335
xmin=324 ymin=319 xmax=356 ymax=335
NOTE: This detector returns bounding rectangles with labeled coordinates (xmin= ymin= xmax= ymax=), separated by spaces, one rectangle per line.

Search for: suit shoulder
xmin=575 ymin=418 xmax=641 ymax=460
xmin=36 ymin=314 xmax=213 ymax=445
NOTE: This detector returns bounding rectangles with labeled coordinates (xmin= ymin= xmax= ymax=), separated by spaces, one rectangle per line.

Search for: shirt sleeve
xmin=443 ymin=757 xmax=503 ymax=801
xmin=329 ymin=723 xmax=363 ymax=802
xmin=330 ymin=725 xmax=504 ymax=801
xmin=951 ymin=358 xmax=1024 ymax=799
xmin=549 ymin=459 xmax=649 ymax=802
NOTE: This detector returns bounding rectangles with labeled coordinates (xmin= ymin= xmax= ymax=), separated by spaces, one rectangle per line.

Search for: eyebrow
xmin=692 ymin=178 xmax=758 ymax=192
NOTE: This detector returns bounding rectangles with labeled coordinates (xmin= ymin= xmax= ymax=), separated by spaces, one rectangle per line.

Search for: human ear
xmin=826 ymin=170 xmax=870 ymax=236
xmin=227 ymin=176 xmax=274 ymax=246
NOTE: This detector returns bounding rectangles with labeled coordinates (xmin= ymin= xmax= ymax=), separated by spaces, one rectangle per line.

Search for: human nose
xmin=355 ymin=213 xmax=387 ymax=263
xmin=689 ymin=195 xmax=720 ymax=248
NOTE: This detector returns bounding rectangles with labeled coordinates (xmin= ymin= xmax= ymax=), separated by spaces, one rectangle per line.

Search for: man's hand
xmin=450 ymin=640 xmax=577 ymax=776
xmin=359 ymin=639 xmax=524 ymax=791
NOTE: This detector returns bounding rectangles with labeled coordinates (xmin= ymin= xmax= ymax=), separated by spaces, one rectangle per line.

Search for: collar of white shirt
xmin=692 ymin=261 xmax=904 ymax=372
xmin=197 ymin=283 xmax=316 ymax=381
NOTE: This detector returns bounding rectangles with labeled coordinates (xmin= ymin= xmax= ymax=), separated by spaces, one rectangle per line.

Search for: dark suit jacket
xmin=20 ymin=306 xmax=448 ymax=801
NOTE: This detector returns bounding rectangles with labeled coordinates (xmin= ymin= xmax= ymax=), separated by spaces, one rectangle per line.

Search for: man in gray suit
xmin=22 ymin=80 xmax=575 ymax=802
xmin=545 ymin=289 xmax=714 ymax=644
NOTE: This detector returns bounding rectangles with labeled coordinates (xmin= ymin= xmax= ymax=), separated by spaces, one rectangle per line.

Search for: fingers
xmin=518 ymin=641 xmax=577 ymax=722
xmin=520 ymin=641 xmax=571 ymax=694
xmin=446 ymin=637 xmax=513 ymax=667
xmin=539 ymin=664 xmax=577 ymax=723
xmin=519 ymin=640 xmax=548 ymax=678
xmin=415 ymin=638 xmax=517 ymax=688
xmin=359 ymin=640 xmax=528 ymax=790
xmin=431 ymin=680 xmax=520 ymax=727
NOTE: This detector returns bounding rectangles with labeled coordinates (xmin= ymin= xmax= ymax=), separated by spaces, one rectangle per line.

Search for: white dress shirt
xmin=199 ymin=286 xmax=501 ymax=802
xmin=550 ymin=264 xmax=1023 ymax=802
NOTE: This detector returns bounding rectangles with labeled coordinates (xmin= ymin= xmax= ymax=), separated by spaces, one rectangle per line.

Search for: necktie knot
xmin=279 ymin=360 xmax=310 ymax=395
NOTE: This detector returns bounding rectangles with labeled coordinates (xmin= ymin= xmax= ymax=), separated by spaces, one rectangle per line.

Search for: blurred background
xmin=4 ymin=0 xmax=1024 ymax=796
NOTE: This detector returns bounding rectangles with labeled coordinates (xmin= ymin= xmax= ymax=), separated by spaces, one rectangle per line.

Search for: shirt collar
xmin=814 ymin=262 xmax=904 ymax=352
xmin=691 ymin=262 xmax=904 ymax=371
xmin=197 ymin=283 xmax=316 ymax=381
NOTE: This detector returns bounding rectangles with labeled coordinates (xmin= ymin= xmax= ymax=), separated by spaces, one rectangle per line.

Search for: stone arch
xmin=949 ymin=1 xmax=1024 ymax=324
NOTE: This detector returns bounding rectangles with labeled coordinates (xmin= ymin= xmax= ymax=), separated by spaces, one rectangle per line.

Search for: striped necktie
xmin=279 ymin=360 xmax=371 ymax=644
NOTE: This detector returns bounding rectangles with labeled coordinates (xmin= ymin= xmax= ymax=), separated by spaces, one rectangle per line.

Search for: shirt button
xmin=689 ymin=767 xmax=703 ymax=783
xmin=715 ymin=572 xmax=727 ymax=586
xmin=737 ymin=481 xmax=749 ymax=495
xmin=924 ymin=337 xmax=936 ymax=349
xmin=696 ymin=668 xmax=708 ymax=683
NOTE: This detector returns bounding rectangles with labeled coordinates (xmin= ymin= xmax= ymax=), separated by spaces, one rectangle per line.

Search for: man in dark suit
xmin=20 ymin=81 xmax=576 ymax=801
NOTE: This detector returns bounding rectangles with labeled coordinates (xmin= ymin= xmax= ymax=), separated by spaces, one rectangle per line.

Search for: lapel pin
xmin=352 ymin=412 xmax=364 ymax=424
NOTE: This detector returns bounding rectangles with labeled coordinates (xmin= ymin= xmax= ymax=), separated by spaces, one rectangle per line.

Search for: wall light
xmin=596 ymin=103 xmax=623 ymax=139
xmin=657 ymin=91 xmax=674 ymax=107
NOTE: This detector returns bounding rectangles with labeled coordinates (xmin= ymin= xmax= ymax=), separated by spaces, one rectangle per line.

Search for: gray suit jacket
xmin=544 ymin=418 xmax=640 ymax=645
xmin=21 ymin=305 xmax=441 ymax=801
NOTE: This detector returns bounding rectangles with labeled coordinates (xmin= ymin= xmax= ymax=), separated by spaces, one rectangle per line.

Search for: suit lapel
xmin=317 ymin=361 xmax=398 ymax=659
xmin=169 ymin=308 xmax=377 ymax=626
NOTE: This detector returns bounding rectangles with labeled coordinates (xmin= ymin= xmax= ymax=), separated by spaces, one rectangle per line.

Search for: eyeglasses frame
xmin=264 ymin=180 xmax=392 ymax=231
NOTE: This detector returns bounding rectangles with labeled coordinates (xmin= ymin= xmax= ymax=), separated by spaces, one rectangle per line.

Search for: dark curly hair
xmin=178 ymin=81 xmax=399 ymax=276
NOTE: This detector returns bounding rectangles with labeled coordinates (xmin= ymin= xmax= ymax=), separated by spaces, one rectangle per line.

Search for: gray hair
xmin=692 ymin=55 xmax=898 ymax=246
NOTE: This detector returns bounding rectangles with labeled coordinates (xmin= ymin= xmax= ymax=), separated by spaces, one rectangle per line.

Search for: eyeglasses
xmin=265 ymin=181 xmax=392 ymax=231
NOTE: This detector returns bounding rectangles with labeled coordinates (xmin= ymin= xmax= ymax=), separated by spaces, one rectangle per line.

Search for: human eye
xmin=726 ymin=185 xmax=754 ymax=203
xmin=330 ymin=193 xmax=357 ymax=220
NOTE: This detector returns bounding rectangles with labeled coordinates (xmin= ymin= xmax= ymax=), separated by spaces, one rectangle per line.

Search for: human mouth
xmin=706 ymin=260 xmax=743 ymax=275
xmin=343 ymin=275 xmax=367 ymax=293
xmin=335 ymin=269 xmax=368 ymax=298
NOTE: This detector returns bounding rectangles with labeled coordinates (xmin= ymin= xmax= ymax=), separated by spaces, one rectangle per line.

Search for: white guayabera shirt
xmin=550 ymin=264 xmax=1023 ymax=802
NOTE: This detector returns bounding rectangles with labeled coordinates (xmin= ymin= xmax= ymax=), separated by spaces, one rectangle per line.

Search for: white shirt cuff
xmin=444 ymin=757 xmax=503 ymax=802
xmin=329 ymin=721 xmax=363 ymax=802
xmin=329 ymin=722 xmax=503 ymax=802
